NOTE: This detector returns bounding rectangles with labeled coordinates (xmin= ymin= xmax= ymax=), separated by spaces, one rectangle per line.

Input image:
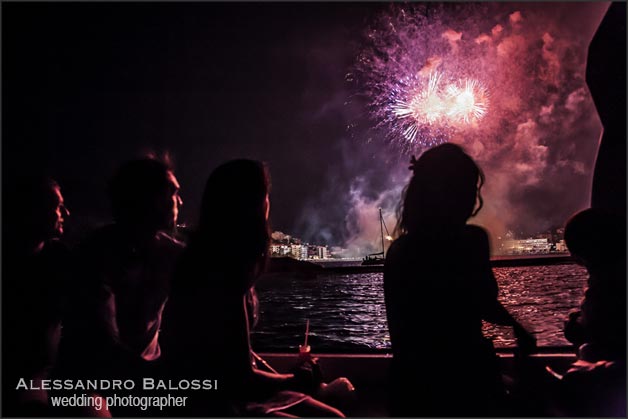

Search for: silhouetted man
xmin=3 ymin=176 xmax=71 ymax=416
xmin=57 ymin=157 xmax=184 ymax=415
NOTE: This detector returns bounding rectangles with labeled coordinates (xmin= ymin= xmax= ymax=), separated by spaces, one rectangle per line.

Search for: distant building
xmin=306 ymin=245 xmax=329 ymax=260
xmin=271 ymin=244 xmax=292 ymax=257
xmin=291 ymin=244 xmax=302 ymax=259
xmin=317 ymin=246 xmax=328 ymax=259
xmin=270 ymin=231 xmax=336 ymax=259
xmin=502 ymin=238 xmax=551 ymax=254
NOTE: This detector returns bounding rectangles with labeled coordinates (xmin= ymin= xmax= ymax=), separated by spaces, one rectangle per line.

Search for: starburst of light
xmin=390 ymin=71 xmax=489 ymax=142
xmin=445 ymin=78 xmax=488 ymax=123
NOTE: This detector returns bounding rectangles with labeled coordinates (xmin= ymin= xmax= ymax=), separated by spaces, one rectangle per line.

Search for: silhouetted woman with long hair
xmin=384 ymin=143 xmax=536 ymax=416
xmin=161 ymin=159 xmax=344 ymax=417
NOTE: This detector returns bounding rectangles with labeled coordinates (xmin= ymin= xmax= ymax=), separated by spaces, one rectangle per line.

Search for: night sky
xmin=4 ymin=3 xmax=385 ymax=239
xmin=2 ymin=2 xmax=615 ymax=252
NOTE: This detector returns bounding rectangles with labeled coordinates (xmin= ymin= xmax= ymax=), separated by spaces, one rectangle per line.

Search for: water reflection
xmin=252 ymin=264 xmax=587 ymax=351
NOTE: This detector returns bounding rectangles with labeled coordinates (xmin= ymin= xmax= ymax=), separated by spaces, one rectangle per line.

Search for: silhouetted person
xmin=587 ymin=3 xmax=626 ymax=214
xmin=3 ymin=175 xmax=71 ymax=416
xmin=553 ymin=6 xmax=626 ymax=415
xmin=564 ymin=208 xmax=626 ymax=361
xmin=161 ymin=159 xmax=345 ymax=417
xmin=553 ymin=208 xmax=626 ymax=417
xmin=384 ymin=143 xmax=536 ymax=417
xmin=56 ymin=157 xmax=184 ymax=415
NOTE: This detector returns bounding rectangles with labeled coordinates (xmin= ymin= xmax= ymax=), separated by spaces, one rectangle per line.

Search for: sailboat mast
xmin=379 ymin=208 xmax=385 ymax=256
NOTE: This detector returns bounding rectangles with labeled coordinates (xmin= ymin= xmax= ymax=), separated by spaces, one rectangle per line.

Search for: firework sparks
xmin=445 ymin=78 xmax=489 ymax=123
xmin=354 ymin=4 xmax=504 ymax=150
xmin=392 ymin=71 xmax=489 ymax=142
xmin=393 ymin=72 xmax=444 ymax=123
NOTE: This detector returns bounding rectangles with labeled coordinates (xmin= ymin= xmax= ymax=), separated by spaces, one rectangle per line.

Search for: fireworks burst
xmin=354 ymin=4 xmax=501 ymax=151
xmin=391 ymin=71 xmax=489 ymax=142
xmin=445 ymin=78 xmax=489 ymax=123
xmin=348 ymin=2 xmax=599 ymax=248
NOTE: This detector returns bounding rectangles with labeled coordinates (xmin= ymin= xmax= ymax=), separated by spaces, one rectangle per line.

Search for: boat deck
xmin=260 ymin=350 xmax=579 ymax=416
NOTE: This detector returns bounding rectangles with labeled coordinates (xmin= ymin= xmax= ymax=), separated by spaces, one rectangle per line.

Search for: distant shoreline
xmin=267 ymin=253 xmax=575 ymax=274
xmin=489 ymin=253 xmax=574 ymax=267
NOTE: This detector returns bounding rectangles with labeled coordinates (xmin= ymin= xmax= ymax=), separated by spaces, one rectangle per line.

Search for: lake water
xmin=251 ymin=263 xmax=588 ymax=352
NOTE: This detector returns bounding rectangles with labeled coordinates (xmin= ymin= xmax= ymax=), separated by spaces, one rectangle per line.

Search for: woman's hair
xmin=193 ymin=159 xmax=271 ymax=289
xmin=396 ymin=143 xmax=484 ymax=236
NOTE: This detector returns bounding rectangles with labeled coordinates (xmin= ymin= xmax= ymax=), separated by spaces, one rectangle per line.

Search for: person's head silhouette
xmin=108 ymin=157 xmax=182 ymax=234
xmin=398 ymin=143 xmax=484 ymax=235
xmin=197 ymin=159 xmax=271 ymax=288
xmin=6 ymin=175 xmax=70 ymax=250
xmin=564 ymin=207 xmax=626 ymax=271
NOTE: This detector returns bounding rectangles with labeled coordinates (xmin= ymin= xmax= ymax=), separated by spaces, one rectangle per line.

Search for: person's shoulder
xmin=387 ymin=235 xmax=405 ymax=254
xmin=156 ymin=231 xmax=186 ymax=251
xmin=153 ymin=231 xmax=186 ymax=266
xmin=43 ymin=238 xmax=71 ymax=257
xmin=462 ymin=224 xmax=491 ymax=258
xmin=464 ymin=224 xmax=489 ymax=242
xmin=41 ymin=239 xmax=72 ymax=272
xmin=385 ymin=235 xmax=410 ymax=264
